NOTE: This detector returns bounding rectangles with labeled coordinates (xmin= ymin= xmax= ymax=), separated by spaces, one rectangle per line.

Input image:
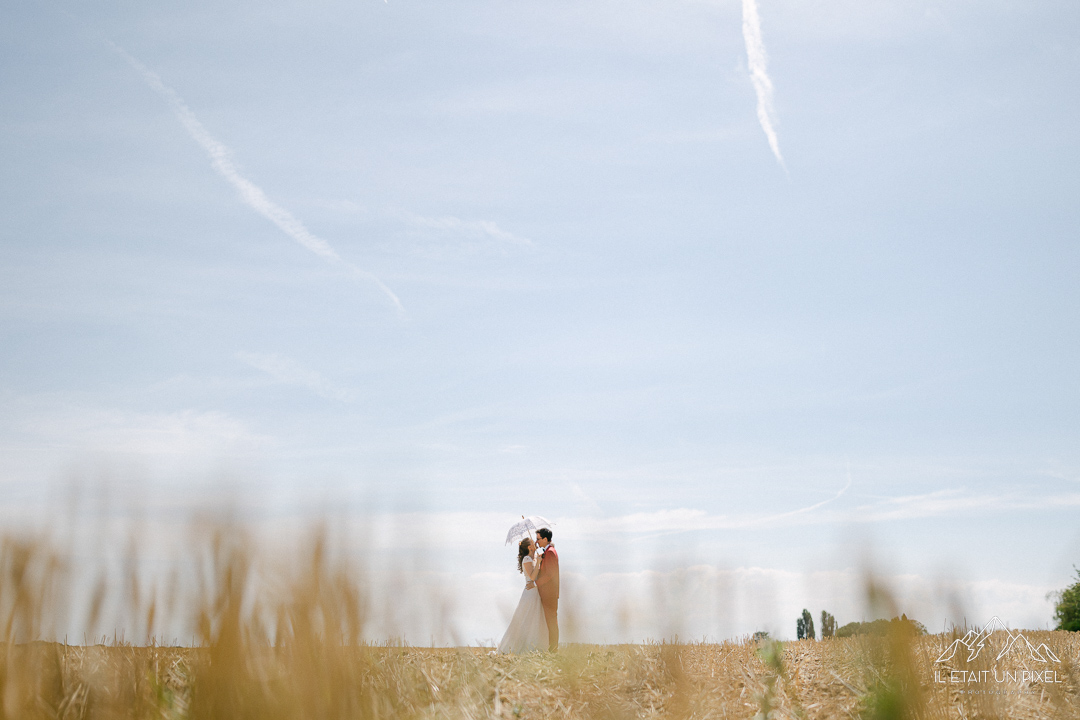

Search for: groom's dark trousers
xmin=536 ymin=546 xmax=560 ymax=652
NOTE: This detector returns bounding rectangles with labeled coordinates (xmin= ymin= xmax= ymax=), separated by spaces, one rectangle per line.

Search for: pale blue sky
xmin=1 ymin=0 xmax=1079 ymax=640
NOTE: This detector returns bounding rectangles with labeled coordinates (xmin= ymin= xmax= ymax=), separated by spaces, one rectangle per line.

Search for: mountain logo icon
xmin=935 ymin=617 xmax=1060 ymax=664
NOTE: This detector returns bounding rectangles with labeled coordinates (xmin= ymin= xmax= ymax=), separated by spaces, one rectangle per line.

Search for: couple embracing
xmin=497 ymin=528 xmax=559 ymax=654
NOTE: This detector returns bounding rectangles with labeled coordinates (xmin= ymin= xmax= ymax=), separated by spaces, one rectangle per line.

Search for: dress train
xmin=497 ymin=586 xmax=548 ymax=653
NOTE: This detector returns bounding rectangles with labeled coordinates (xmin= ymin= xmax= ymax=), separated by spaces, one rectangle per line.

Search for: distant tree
xmin=796 ymin=617 xmax=805 ymax=640
xmin=1052 ymin=567 xmax=1080 ymax=632
xmin=752 ymin=631 xmax=771 ymax=643
xmin=820 ymin=610 xmax=837 ymax=638
xmin=899 ymin=613 xmax=928 ymax=635
xmin=835 ymin=615 xmax=927 ymax=638
xmin=801 ymin=609 xmax=815 ymax=640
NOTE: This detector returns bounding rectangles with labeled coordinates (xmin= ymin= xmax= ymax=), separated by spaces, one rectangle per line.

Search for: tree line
xmin=785 ymin=566 xmax=1080 ymax=641
xmin=796 ymin=609 xmax=925 ymax=639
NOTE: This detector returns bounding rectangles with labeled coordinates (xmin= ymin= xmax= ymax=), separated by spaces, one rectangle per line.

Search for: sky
xmin=1 ymin=0 xmax=1079 ymax=643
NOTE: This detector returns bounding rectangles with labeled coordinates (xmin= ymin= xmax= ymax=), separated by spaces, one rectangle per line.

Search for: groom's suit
xmin=535 ymin=544 xmax=559 ymax=652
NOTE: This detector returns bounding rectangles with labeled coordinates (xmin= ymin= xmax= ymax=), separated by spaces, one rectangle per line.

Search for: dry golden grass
xmin=0 ymin=527 xmax=1076 ymax=719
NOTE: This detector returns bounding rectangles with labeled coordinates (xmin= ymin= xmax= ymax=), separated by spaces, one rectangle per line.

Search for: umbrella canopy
xmin=504 ymin=515 xmax=553 ymax=546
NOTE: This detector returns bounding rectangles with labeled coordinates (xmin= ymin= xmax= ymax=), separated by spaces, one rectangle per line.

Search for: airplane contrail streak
xmin=741 ymin=0 xmax=785 ymax=169
xmin=109 ymin=43 xmax=404 ymax=313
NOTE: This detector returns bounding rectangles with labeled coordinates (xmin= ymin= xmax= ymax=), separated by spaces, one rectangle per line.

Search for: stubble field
xmin=3 ymin=632 xmax=1078 ymax=719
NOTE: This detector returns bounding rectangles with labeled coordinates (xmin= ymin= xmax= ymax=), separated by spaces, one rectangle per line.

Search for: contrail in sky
xmin=741 ymin=0 xmax=785 ymax=169
xmin=109 ymin=43 xmax=404 ymax=313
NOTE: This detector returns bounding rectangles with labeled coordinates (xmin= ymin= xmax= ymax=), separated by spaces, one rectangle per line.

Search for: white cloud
xmin=741 ymin=0 xmax=785 ymax=168
xmin=401 ymin=212 xmax=533 ymax=250
xmin=306 ymin=481 xmax=1072 ymax=559
xmin=23 ymin=405 xmax=263 ymax=461
xmin=553 ymin=476 xmax=851 ymax=537
xmin=850 ymin=488 xmax=1080 ymax=522
xmin=236 ymin=352 xmax=353 ymax=402
xmin=108 ymin=43 xmax=404 ymax=313
xmin=546 ymin=485 xmax=1080 ymax=537
xmin=0 ymin=398 xmax=268 ymax=494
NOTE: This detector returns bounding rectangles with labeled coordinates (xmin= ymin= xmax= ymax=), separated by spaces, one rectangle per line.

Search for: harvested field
xmin=1 ymin=529 xmax=1076 ymax=718
xmin=2 ymin=633 xmax=1077 ymax=719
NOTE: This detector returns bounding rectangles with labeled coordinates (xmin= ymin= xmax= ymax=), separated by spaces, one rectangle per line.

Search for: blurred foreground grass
xmin=0 ymin=528 xmax=1077 ymax=719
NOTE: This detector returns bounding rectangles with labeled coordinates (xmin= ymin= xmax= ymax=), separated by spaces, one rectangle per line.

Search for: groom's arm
xmin=534 ymin=552 xmax=549 ymax=588
xmin=546 ymin=550 xmax=559 ymax=575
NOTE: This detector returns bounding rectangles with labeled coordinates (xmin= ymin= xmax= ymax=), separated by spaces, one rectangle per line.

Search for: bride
xmin=497 ymin=536 xmax=549 ymax=653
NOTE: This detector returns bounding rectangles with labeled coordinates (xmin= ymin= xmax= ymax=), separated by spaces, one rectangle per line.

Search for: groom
xmin=534 ymin=528 xmax=559 ymax=652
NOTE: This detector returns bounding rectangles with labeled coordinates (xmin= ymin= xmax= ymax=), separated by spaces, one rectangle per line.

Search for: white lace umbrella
xmin=504 ymin=515 xmax=553 ymax=546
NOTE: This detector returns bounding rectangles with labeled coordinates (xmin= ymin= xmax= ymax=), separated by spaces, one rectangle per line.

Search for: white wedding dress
xmin=497 ymin=556 xmax=548 ymax=653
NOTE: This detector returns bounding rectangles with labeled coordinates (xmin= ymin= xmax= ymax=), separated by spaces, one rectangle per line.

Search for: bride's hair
xmin=517 ymin=538 xmax=531 ymax=574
